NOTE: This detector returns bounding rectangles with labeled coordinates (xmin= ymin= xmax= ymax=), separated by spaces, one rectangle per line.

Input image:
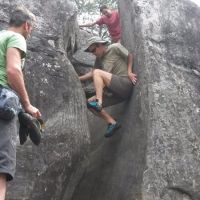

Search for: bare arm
xmin=79 ymin=69 xmax=93 ymax=81
xmin=79 ymin=21 xmax=97 ymax=28
xmin=127 ymin=53 xmax=137 ymax=85
xmin=6 ymin=47 xmax=41 ymax=118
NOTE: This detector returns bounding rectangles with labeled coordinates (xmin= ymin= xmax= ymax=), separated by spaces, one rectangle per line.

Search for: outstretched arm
xmin=79 ymin=21 xmax=97 ymax=28
xmin=79 ymin=69 xmax=93 ymax=81
xmin=127 ymin=53 xmax=137 ymax=85
xmin=6 ymin=47 xmax=41 ymax=118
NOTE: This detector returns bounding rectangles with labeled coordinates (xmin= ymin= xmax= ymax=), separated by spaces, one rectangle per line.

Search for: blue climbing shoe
xmin=87 ymin=100 xmax=102 ymax=112
xmin=104 ymin=122 xmax=121 ymax=138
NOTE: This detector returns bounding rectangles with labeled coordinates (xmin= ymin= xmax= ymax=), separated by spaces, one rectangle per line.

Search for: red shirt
xmin=96 ymin=10 xmax=121 ymax=41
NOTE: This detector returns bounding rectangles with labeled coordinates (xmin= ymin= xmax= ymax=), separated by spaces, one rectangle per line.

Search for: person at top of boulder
xmin=79 ymin=5 xmax=121 ymax=43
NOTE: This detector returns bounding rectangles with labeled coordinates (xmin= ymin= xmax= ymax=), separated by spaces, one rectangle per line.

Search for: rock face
xmin=0 ymin=1 xmax=90 ymax=200
xmin=120 ymin=0 xmax=200 ymax=199
xmin=1 ymin=0 xmax=200 ymax=199
xmin=71 ymin=0 xmax=200 ymax=200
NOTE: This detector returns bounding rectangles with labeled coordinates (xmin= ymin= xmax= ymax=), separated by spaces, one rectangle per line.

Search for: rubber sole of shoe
xmin=19 ymin=125 xmax=28 ymax=145
xmin=18 ymin=112 xmax=41 ymax=145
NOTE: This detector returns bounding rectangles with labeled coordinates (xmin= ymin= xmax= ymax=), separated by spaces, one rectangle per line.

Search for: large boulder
xmin=127 ymin=0 xmax=200 ymax=199
xmin=0 ymin=1 xmax=90 ymax=200
xmin=120 ymin=0 xmax=200 ymax=199
xmin=71 ymin=0 xmax=200 ymax=200
xmin=1 ymin=0 xmax=200 ymax=199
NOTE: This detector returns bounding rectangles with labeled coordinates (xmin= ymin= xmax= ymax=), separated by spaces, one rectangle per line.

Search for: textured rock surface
xmin=1 ymin=0 xmax=200 ymax=199
xmin=0 ymin=1 xmax=90 ymax=200
xmin=71 ymin=0 xmax=200 ymax=200
xmin=121 ymin=0 xmax=200 ymax=199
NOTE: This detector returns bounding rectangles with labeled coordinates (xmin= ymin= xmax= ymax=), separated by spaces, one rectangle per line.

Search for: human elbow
xmin=7 ymin=65 xmax=22 ymax=82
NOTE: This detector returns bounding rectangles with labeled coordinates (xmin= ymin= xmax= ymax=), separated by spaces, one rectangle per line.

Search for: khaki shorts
xmin=84 ymin=75 xmax=133 ymax=108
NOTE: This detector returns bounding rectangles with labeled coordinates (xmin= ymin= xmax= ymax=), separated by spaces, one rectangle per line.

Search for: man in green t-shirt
xmin=79 ymin=36 xmax=137 ymax=137
xmin=0 ymin=6 xmax=41 ymax=199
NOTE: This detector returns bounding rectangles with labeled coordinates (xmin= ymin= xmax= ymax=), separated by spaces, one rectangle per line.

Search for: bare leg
xmin=0 ymin=174 xmax=6 ymax=200
xmin=88 ymin=107 xmax=116 ymax=124
xmin=99 ymin=109 xmax=116 ymax=124
xmin=89 ymin=70 xmax=117 ymax=124
xmin=87 ymin=95 xmax=116 ymax=123
xmin=93 ymin=69 xmax=112 ymax=104
xmin=88 ymin=95 xmax=96 ymax=102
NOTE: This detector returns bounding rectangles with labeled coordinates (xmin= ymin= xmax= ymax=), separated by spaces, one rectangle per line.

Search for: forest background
xmin=76 ymin=0 xmax=117 ymax=41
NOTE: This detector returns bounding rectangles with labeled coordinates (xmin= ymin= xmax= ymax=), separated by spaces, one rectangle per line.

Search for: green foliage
xmin=75 ymin=0 xmax=117 ymax=15
xmin=76 ymin=0 xmax=118 ymax=41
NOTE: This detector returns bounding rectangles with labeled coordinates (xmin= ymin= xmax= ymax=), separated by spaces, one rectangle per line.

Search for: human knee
xmin=93 ymin=69 xmax=102 ymax=77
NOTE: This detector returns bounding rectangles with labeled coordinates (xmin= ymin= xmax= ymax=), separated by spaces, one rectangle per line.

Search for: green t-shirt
xmin=0 ymin=30 xmax=27 ymax=86
xmin=94 ymin=43 xmax=129 ymax=76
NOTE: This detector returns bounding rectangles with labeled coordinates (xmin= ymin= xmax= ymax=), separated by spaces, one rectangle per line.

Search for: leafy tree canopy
xmin=76 ymin=0 xmax=118 ymax=41
xmin=75 ymin=0 xmax=117 ymax=15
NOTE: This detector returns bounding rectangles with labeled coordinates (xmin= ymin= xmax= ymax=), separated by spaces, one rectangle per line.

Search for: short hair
xmin=99 ymin=5 xmax=108 ymax=12
xmin=9 ymin=6 xmax=36 ymax=27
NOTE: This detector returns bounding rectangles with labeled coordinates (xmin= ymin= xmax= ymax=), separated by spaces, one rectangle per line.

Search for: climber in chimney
xmin=0 ymin=6 xmax=41 ymax=199
xmin=79 ymin=36 xmax=137 ymax=137
xmin=79 ymin=5 xmax=121 ymax=43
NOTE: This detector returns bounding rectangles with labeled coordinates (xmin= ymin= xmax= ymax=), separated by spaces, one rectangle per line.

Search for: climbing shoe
xmin=104 ymin=122 xmax=121 ymax=138
xmin=87 ymin=99 xmax=102 ymax=112
xmin=18 ymin=112 xmax=44 ymax=146
xmin=19 ymin=123 xmax=29 ymax=145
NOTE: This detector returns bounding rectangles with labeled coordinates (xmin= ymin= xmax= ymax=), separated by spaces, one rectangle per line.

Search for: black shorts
xmin=0 ymin=116 xmax=18 ymax=181
xmin=84 ymin=75 xmax=133 ymax=108
xmin=102 ymin=75 xmax=133 ymax=107
xmin=108 ymin=75 xmax=133 ymax=98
